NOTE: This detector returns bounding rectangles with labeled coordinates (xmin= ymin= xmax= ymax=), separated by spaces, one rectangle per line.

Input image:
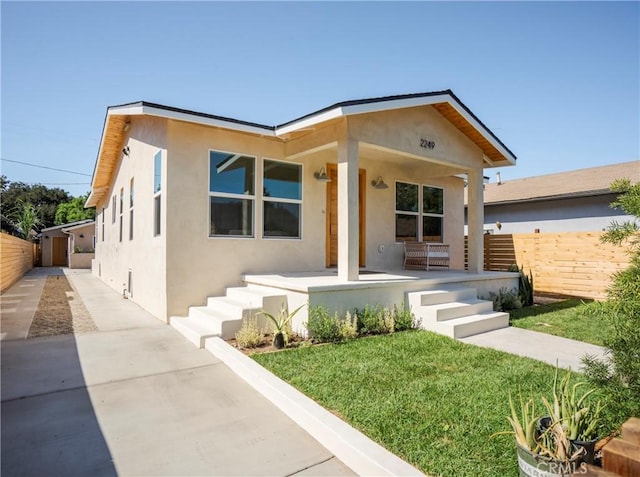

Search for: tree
xmin=0 ymin=176 xmax=71 ymax=230
xmin=582 ymin=178 xmax=640 ymax=423
xmin=13 ymin=200 xmax=41 ymax=240
xmin=55 ymin=193 xmax=95 ymax=225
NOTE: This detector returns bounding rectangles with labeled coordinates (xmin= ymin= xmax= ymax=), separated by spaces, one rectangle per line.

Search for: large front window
xmin=395 ymin=182 xmax=444 ymax=242
xmin=263 ymin=159 xmax=302 ymax=238
xmin=209 ymin=150 xmax=255 ymax=237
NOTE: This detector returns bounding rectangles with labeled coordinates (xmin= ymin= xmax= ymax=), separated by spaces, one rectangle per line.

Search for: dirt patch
xmin=228 ymin=334 xmax=310 ymax=356
xmin=28 ymin=275 xmax=97 ymax=338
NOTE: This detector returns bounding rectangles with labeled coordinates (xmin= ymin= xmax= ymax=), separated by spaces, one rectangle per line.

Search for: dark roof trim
xmin=110 ymin=101 xmax=275 ymax=132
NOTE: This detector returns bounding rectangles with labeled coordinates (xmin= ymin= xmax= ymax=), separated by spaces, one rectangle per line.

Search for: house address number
xmin=420 ymin=138 xmax=436 ymax=150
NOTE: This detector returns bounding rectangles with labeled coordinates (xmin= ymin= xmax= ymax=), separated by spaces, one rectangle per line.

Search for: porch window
xmin=101 ymin=207 xmax=104 ymax=242
xmin=209 ymin=150 xmax=255 ymax=237
xmin=263 ymin=159 xmax=301 ymax=238
xmin=129 ymin=177 xmax=134 ymax=241
xmin=395 ymin=182 xmax=444 ymax=242
xmin=422 ymin=185 xmax=444 ymax=242
xmin=395 ymin=182 xmax=419 ymax=242
xmin=119 ymin=187 xmax=123 ymax=242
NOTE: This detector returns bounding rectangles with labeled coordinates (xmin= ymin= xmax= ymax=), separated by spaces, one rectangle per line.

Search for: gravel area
xmin=28 ymin=274 xmax=97 ymax=338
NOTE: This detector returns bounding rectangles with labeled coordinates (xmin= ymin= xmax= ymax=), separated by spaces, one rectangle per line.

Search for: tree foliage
xmin=13 ymin=200 xmax=42 ymax=241
xmin=1 ymin=175 xmax=71 ymax=230
xmin=55 ymin=193 xmax=95 ymax=225
xmin=582 ymin=178 xmax=640 ymax=424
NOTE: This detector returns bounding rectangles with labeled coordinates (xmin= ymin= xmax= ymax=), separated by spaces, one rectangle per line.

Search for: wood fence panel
xmin=0 ymin=233 xmax=36 ymax=292
xmin=481 ymin=232 xmax=631 ymax=300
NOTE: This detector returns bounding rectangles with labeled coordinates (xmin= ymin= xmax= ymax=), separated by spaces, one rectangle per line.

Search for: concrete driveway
xmin=1 ymin=269 xmax=355 ymax=476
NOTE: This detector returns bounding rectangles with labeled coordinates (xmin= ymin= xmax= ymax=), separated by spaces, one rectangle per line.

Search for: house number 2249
xmin=420 ymin=138 xmax=435 ymax=149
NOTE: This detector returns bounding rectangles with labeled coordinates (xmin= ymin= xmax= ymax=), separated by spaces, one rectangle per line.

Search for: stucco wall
xmin=93 ymin=116 xmax=168 ymax=320
xmin=41 ymin=228 xmax=67 ymax=267
xmin=163 ymin=105 xmax=480 ymax=318
xmin=476 ymin=194 xmax=633 ymax=234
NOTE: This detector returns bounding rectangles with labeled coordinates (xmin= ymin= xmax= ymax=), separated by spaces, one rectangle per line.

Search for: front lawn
xmin=509 ymin=299 xmax=611 ymax=346
xmin=253 ymin=331 xmax=599 ymax=477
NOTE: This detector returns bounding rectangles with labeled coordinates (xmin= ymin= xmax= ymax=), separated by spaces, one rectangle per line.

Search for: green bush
xmin=235 ymin=316 xmax=263 ymax=349
xmin=304 ymin=305 xmax=342 ymax=343
xmin=488 ymin=287 xmax=522 ymax=312
xmin=582 ymin=178 xmax=640 ymax=427
xmin=355 ymin=304 xmax=388 ymax=335
xmin=508 ymin=263 xmax=534 ymax=307
xmin=393 ymin=302 xmax=420 ymax=331
xmin=340 ymin=311 xmax=358 ymax=341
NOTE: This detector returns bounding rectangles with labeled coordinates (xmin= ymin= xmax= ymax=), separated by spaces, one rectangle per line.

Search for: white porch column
xmin=337 ymin=133 xmax=359 ymax=281
xmin=467 ymin=168 xmax=485 ymax=273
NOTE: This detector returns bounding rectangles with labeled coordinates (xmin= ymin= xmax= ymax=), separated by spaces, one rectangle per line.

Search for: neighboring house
xmin=40 ymin=220 xmax=95 ymax=268
xmin=86 ymin=90 xmax=519 ymax=339
xmin=465 ymin=161 xmax=640 ymax=234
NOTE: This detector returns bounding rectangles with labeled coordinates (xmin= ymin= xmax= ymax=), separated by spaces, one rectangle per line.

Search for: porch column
xmin=337 ymin=133 xmax=359 ymax=281
xmin=467 ymin=168 xmax=484 ymax=273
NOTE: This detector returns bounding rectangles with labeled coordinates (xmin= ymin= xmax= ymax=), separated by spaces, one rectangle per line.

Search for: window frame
xmin=153 ymin=151 xmax=162 ymax=237
xmin=208 ymin=149 xmax=256 ymax=239
xmin=129 ymin=177 xmax=134 ymax=241
xmin=394 ymin=181 xmax=445 ymax=243
xmin=262 ymin=158 xmax=303 ymax=240
xmin=119 ymin=187 xmax=124 ymax=242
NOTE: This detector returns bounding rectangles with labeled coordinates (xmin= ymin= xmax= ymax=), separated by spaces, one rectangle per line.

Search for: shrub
xmin=488 ymin=287 xmax=522 ymax=312
xmin=508 ymin=263 xmax=534 ymax=307
xmin=235 ymin=316 xmax=263 ymax=349
xmin=340 ymin=311 xmax=358 ymax=341
xmin=305 ymin=305 xmax=342 ymax=343
xmin=356 ymin=304 xmax=387 ymax=335
xmin=393 ymin=302 xmax=420 ymax=331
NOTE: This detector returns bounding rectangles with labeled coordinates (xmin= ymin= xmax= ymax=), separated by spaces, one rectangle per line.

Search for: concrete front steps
xmin=170 ymin=285 xmax=287 ymax=348
xmin=408 ymin=287 xmax=508 ymax=339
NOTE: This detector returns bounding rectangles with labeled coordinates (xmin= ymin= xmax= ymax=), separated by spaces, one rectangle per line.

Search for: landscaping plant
xmin=508 ymin=263 xmax=534 ymax=307
xmin=259 ymin=302 xmax=304 ymax=349
xmin=582 ymin=178 xmax=640 ymax=424
xmin=304 ymin=305 xmax=342 ymax=343
xmin=234 ymin=315 xmax=263 ymax=349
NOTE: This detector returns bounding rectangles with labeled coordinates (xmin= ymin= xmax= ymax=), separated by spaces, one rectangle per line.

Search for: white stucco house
xmin=86 ymin=90 xmax=520 ymax=344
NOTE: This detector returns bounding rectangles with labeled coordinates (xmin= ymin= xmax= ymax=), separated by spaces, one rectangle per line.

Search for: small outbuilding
xmin=40 ymin=220 xmax=95 ymax=268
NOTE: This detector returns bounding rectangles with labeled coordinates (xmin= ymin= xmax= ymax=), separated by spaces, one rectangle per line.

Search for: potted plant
xmin=259 ymin=303 xmax=304 ymax=349
xmin=500 ymin=367 xmax=604 ymax=476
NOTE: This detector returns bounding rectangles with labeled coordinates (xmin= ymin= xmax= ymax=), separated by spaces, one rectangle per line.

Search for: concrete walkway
xmin=1 ymin=268 xmax=355 ymax=477
xmin=460 ymin=326 xmax=608 ymax=371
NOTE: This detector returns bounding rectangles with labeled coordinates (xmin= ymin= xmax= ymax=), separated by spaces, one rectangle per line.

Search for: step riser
xmin=452 ymin=314 xmax=509 ymax=339
xmin=205 ymin=298 xmax=261 ymax=318
xmin=416 ymin=301 xmax=494 ymax=322
xmin=413 ymin=288 xmax=478 ymax=306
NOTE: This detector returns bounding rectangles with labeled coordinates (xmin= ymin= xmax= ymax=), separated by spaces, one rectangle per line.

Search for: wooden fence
xmin=480 ymin=232 xmax=631 ymax=300
xmin=1 ymin=232 xmax=37 ymax=292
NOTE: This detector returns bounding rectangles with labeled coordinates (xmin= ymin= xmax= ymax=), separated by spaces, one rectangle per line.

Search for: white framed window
xmin=101 ymin=207 xmax=105 ymax=241
xmin=119 ymin=187 xmax=124 ymax=242
xmin=129 ymin=177 xmax=134 ymax=240
xmin=262 ymin=159 xmax=302 ymax=239
xmin=153 ymin=151 xmax=161 ymax=237
xmin=209 ymin=150 xmax=255 ymax=237
xmin=111 ymin=195 xmax=116 ymax=223
xmin=395 ymin=182 xmax=444 ymax=242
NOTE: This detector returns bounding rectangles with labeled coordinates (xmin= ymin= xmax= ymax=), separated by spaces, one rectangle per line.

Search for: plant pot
xmin=516 ymin=444 xmax=583 ymax=477
xmin=537 ymin=416 xmax=552 ymax=435
xmin=273 ymin=332 xmax=285 ymax=349
xmin=570 ymin=438 xmax=597 ymax=465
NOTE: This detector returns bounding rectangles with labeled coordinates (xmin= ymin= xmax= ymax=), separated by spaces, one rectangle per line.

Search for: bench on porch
xmin=403 ymin=242 xmax=450 ymax=271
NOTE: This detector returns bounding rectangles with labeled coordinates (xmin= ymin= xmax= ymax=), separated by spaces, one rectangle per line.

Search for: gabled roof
xmin=41 ymin=219 xmax=94 ymax=233
xmin=87 ymin=90 xmax=517 ymax=207
xmin=479 ymin=161 xmax=639 ymax=206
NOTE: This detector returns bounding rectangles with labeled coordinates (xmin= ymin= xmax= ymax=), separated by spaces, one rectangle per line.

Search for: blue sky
xmin=2 ymin=1 xmax=638 ymax=198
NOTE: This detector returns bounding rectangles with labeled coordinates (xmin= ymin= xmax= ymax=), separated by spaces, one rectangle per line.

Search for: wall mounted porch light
xmin=371 ymin=176 xmax=388 ymax=189
xmin=314 ymin=167 xmax=331 ymax=182
xmin=122 ymin=146 xmax=130 ymax=156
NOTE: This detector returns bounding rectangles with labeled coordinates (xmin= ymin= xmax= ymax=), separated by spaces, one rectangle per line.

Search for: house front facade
xmin=86 ymin=91 xmax=517 ymax=331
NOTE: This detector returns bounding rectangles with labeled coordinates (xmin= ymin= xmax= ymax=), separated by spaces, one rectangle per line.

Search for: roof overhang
xmin=86 ymin=91 xmax=516 ymax=208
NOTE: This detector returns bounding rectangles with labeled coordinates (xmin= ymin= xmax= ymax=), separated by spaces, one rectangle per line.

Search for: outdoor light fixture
xmin=314 ymin=167 xmax=331 ymax=182
xmin=371 ymin=176 xmax=388 ymax=189
xmin=122 ymin=146 xmax=130 ymax=156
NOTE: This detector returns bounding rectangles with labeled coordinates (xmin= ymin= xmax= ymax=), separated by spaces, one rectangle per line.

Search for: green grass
xmin=509 ymin=299 xmax=611 ymax=346
xmin=252 ymin=331 xmax=589 ymax=477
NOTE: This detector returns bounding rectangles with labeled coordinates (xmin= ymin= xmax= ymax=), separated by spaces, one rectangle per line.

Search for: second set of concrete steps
xmin=169 ymin=285 xmax=287 ymax=348
xmin=408 ymin=286 xmax=509 ymax=339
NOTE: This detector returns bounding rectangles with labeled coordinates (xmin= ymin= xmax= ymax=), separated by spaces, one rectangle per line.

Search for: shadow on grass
xmin=509 ymin=298 xmax=591 ymax=321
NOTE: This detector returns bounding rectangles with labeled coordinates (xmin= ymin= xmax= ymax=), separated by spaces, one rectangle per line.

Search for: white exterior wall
xmin=93 ymin=116 xmax=168 ymax=320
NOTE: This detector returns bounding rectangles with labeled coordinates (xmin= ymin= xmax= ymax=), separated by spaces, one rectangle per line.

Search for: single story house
xmin=465 ymin=161 xmax=640 ymax=234
xmin=86 ymin=90 xmax=520 ymax=343
xmin=40 ymin=219 xmax=95 ymax=268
